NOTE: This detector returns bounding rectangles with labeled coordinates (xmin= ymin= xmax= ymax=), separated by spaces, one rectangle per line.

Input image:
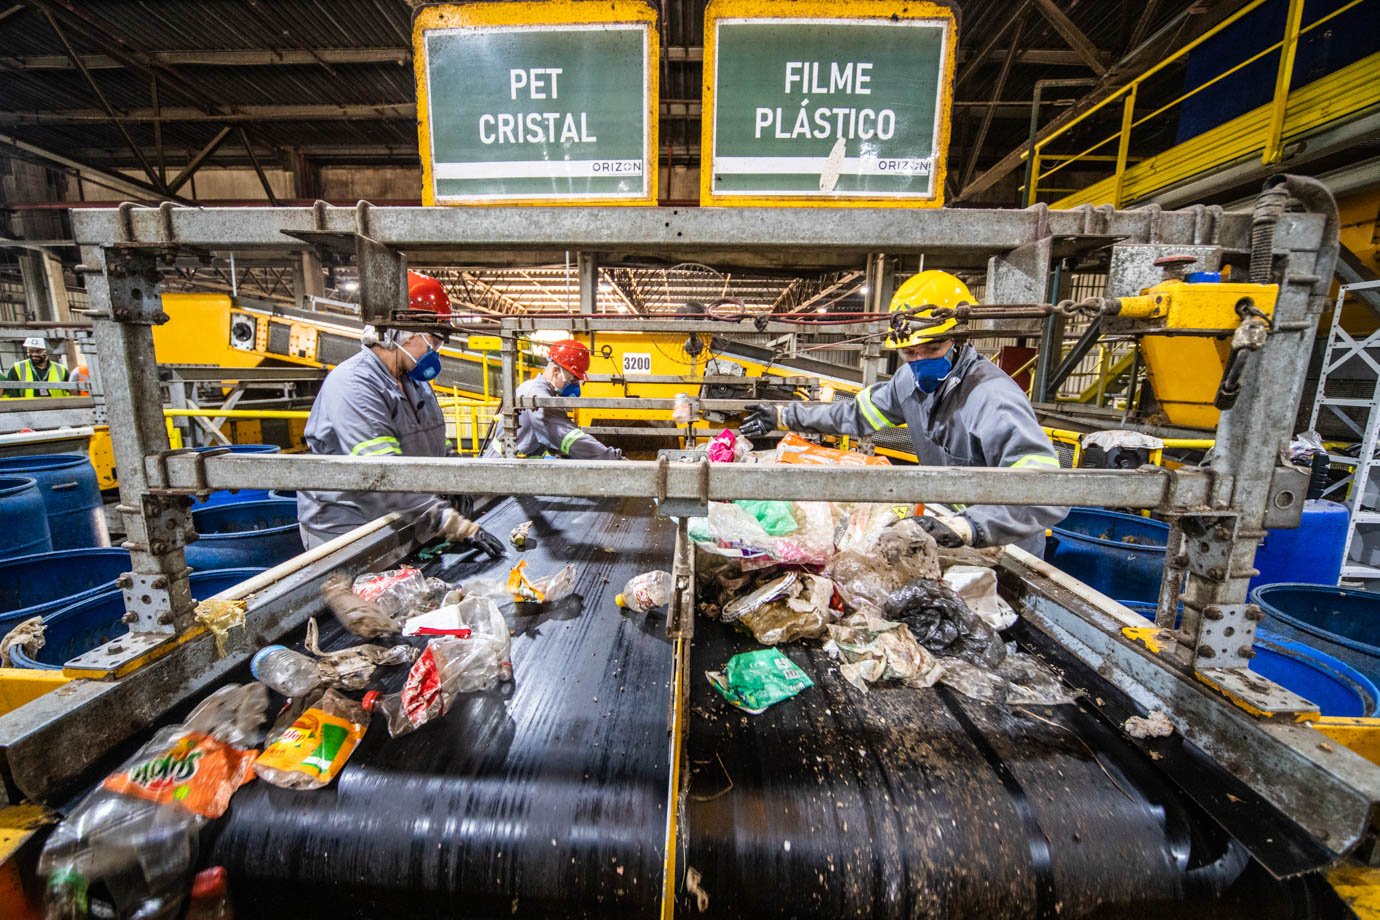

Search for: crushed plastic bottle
xmin=254 ymin=689 xmax=369 ymax=790
xmin=39 ymin=683 xmax=267 ymax=920
xmin=372 ymin=596 xmax=513 ymax=737
xmin=616 ymin=570 xmax=674 ymax=614
xmin=250 ymin=644 xmax=321 ymax=698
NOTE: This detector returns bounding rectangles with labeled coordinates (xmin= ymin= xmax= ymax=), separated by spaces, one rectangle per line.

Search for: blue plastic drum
xmin=1046 ymin=508 xmax=1169 ymax=603
xmin=10 ymin=567 xmax=265 ymax=670
xmin=0 ymin=454 xmax=108 ymax=549
xmin=1252 ymin=582 xmax=1380 ymax=688
xmin=0 ymin=476 xmax=52 ymax=561
xmin=0 ymin=548 xmax=132 ymax=630
xmin=185 ymin=499 xmax=302 ymax=570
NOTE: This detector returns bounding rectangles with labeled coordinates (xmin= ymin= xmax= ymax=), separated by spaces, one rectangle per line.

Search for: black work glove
xmin=911 ymin=515 xmax=973 ymax=549
xmin=468 ymin=526 xmax=507 ymax=559
xmin=740 ymin=404 xmax=780 ymax=439
xmin=449 ymin=494 xmax=475 ymax=520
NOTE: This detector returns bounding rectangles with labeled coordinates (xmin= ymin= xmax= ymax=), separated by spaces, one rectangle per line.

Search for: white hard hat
xmin=23 ymin=337 xmax=46 ymax=350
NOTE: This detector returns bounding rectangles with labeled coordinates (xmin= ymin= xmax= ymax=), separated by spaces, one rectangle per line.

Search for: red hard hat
xmin=407 ymin=271 xmax=450 ymax=315
xmin=548 ymin=339 xmax=590 ymax=381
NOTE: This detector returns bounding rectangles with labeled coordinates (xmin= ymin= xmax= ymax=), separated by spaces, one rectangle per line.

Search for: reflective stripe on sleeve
xmin=1009 ymin=453 xmax=1061 ymax=469
xmin=855 ymin=385 xmax=895 ymax=431
xmin=560 ymin=429 xmax=587 ymax=455
xmin=350 ymin=435 xmax=402 ymax=456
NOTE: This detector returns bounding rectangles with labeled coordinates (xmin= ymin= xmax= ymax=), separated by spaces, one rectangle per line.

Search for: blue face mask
xmin=404 ymin=343 xmax=442 ymax=383
xmin=908 ymin=355 xmax=953 ymax=394
xmin=559 ymin=380 xmax=581 ymax=398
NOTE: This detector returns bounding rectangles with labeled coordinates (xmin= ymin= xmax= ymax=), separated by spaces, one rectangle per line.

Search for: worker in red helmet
xmin=298 ymin=271 xmax=504 ymax=555
xmin=487 ymin=338 xmax=623 ymax=460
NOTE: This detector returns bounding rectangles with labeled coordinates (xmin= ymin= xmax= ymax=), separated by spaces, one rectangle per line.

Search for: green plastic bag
xmin=733 ymin=500 xmax=797 ymax=536
xmin=707 ymin=648 xmax=814 ymax=714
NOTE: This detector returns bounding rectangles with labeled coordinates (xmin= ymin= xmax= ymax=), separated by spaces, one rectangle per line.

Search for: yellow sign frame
xmin=413 ymin=0 xmax=660 ymax=207
xmin=700 ymin=0 xmax=957 ymax=209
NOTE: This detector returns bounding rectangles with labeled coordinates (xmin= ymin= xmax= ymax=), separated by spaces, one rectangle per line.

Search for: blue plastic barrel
xmin=1122 ymin=601 xmax=1378 ymax=716
xmin=0 ymin=455 xmax=108 ymax=549
xmin=1252 ymin=583 xmax=1380 ymax=687
xmin=0 ymin=548 xmax=132 ymax=630
xmin=185 ymin=499 xmax=302 ymax=570
xmin=1249 ymin=500 xmax=1348 ymax=592
xmin=1045 ymin=508 xmax=1169 ymax=603
xmin=10 ymin=568 xmax=265 ymax=670
xmin=0 ymin=477 xmax=53 ymax=562
xmin=191 ymin=444 xmax=281 ymax=506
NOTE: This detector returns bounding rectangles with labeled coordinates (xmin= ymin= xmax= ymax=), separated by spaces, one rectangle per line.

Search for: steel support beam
xmin=84 ymin=247 xmax=197 ymax=634
xmin=166 ymin=126 xmax=233 ymax=194
xmin=148 ymin=451 xmax=1217 ymax=510
xmin=70 ymin=203 xmax=1293 ymax=262
xmin=0 ymin=131 xmax=185 ymax=203
xmin=1031 ymin=0 xmax=1109 ymax=76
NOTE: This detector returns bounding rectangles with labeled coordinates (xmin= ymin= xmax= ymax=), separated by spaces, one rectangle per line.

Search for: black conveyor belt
xmin=202 ymin=495 xmax=1330 ymax=919
xmin=208 ymin=495 xmax=679 ymax=918
xmin=682 ymin=622 xmax=1325 ymax=919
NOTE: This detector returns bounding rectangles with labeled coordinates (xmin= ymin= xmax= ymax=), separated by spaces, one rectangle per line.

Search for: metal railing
xmin=1026 ymin=0 xmax=1373 ymax=207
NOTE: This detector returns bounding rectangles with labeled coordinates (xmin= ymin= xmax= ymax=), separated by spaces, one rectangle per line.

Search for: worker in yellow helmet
xmin=4 ymin=337 xmax=70 ymax=398
xmin=741 ymin=270 xmax=1067 ymax=554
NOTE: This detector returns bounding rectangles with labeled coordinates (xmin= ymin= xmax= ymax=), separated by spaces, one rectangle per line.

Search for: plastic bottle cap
xmin=249 ymin=644 xmax=286 ymax=681
xmin=615 ymin=593 xmax=626 ymax=607
xmin=362 ymin=690 xmax=380 ymax=712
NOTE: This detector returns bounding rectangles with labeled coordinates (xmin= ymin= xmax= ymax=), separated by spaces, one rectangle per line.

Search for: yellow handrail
xmin=1027 ymin=0 xmax=1368 ymax=205
xmin=164 ymin=408 xmax=309 ymax=419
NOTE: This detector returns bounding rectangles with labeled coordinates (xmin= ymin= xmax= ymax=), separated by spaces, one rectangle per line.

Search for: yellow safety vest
xmin=15 ymin=360 xmax=68 ymax=398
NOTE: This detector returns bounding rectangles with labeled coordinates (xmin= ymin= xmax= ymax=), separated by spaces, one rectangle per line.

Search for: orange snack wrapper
xmin=102 ymin=731 xmax=258 ymax=818
xmin=774 ymin=433 xmax=892 ymax=467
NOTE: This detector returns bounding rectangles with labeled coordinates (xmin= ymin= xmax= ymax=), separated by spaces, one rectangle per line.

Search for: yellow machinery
xmin=1112 ymin=276 xmax=1279 ymax=429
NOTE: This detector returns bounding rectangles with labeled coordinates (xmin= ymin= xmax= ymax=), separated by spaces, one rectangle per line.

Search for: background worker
xmin=741 ymin=270 xmax=1067 ymax=555
xmin=297 ymin=271 xmax=504 ymax=556
xmin=487 ymin=339 xmax=624 ymax=460
xmin=4 ymin=336 xmax=70 ymax=398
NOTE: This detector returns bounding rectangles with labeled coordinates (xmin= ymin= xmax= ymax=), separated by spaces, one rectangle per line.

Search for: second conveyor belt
xmin=203 ymin=495 xmax=1328 ymax=918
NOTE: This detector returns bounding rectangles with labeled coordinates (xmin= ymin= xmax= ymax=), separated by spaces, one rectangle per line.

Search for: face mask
xmin=908 ymin=355 xmax=953 ymax=394
xmin=559 ymin=379 xmax=581 ymax=397
xmin=402 ymin=342 xmax=442 ymax=383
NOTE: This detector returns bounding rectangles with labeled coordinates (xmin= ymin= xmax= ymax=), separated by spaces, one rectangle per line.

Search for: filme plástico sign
xmin=702 ymin=0 xmax=956 ymax=207
xmin=414 ymin=2 xmax=659 ymax=206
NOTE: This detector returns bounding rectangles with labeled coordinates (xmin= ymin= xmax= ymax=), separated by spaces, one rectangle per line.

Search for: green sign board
xmin=706 ymin=16 xmax=954 ymax=204
xmin=420 ymin=24 xmax=652 ymax=203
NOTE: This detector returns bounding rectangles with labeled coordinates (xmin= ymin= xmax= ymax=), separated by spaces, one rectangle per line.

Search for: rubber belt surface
xmin=208 ymin=495 xmax=678 ymax=918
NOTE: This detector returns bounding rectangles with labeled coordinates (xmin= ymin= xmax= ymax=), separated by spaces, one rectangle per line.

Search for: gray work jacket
xmin=782 ymin=344 xmax=1067 ymax=552
xmin=486 ymin=376 xmax=623 ymax=460
xmin=298 ymin=347 xmax=449 ymax=540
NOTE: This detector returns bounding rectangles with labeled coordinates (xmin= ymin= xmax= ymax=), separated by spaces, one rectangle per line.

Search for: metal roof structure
xmin=0 ymin=0 xmax=1205 ymax=205
xmin=0 ymin=0 xmax=1236 ymax=315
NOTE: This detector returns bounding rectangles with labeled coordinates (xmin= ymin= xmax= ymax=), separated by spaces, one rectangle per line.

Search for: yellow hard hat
xmin=884 ymin=270 xmax=972 ymax=349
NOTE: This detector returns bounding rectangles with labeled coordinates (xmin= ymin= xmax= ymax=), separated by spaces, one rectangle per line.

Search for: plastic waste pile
xmin=689 ymin=433 xmax=1071 ymax=707
xmin=40 ymin=683 xmax=269 ymax=920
